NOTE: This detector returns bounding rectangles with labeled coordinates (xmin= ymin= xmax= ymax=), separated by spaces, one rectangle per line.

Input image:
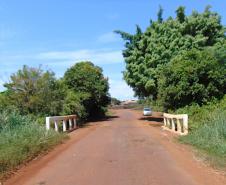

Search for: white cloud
xmin=0 ymin=49 xmax=133 ymax=100
xmin=109 ymin=79 xmax=135 ymax=100
xmin=97 ymin=32 xmax=120 ymax=43
xmin=37 ymin=49 xmax=123 ymax=66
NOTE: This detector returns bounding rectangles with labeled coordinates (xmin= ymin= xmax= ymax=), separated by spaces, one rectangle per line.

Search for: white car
xmin=143 ymin=108 xmax=152 ymax=116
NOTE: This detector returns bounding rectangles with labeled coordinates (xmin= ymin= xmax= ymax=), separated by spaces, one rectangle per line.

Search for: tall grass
xmin=178 ymin=96 xmax=226 ymax=168
xmin=176 ymin=96 xmax=226 ymax=130
xmin=0 ymin=111 xmax=67 ymax=179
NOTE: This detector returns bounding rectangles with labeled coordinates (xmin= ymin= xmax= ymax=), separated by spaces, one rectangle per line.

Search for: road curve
xmin=5 ymin=109 xmax=226 ymax=185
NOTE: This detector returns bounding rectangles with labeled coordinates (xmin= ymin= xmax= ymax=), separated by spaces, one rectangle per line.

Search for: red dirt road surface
xmin=5 ymin=109 xmax=226 ymax=185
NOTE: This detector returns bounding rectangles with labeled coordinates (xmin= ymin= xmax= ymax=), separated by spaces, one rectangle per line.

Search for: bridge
xmin=5 ymin=109 xmax=225 ymax=185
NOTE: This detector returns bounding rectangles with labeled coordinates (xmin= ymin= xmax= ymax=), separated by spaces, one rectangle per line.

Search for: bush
xmin=158 ymin=49 xmax=226 ymax=110
xmin=175 ymin=95 xmax=226 ymax=130
xmin=0 ymin=112 xmax=67 ymax=179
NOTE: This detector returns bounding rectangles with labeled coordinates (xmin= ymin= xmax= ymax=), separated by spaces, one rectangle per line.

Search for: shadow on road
xmin=88 ymin=115 xmax=119 ymax=123
xmin=139 ymin=116 xmax=164 ymax=127
xmin=139 ymin=116 xmax=163 ymax=122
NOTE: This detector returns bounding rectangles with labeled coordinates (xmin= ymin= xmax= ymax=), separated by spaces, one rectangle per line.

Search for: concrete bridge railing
xmin=46 ymin=115 xmax=77 ymax=132
xmin=163 ymin=113 xmax=188 ymax=135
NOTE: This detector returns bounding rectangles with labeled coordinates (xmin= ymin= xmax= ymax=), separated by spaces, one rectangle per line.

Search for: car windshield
xmin=144 ymin=108 xmax=151 ymax=111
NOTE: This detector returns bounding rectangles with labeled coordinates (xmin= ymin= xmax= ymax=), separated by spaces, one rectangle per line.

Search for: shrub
xmin=176 ymin=95 xmax=226 ymax=130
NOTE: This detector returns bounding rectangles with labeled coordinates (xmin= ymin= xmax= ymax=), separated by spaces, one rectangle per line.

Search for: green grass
xmin=180 ymin=111 xmax=226 ymax=167
xmin=0 ymin=112 xmax=67 ymax=180
xmin=175 ymin=96 xmax=226 ymax=131
xmin=177 ymin=96 xmax=226 ymax=168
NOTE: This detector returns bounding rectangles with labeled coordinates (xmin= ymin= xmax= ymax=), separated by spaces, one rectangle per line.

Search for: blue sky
xmin=0 ymin=0 xmax=225 ymax=100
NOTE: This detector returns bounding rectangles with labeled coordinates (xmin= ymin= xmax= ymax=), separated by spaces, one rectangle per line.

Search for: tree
xmin=61 ymin=90 xmax=89 ymax=119
xmin=4 ymin=65 xmax=63 ymax=116
xmin=116 ymin=6 xmax=226 ymax=108
xmin=176 ymin=6 xmax=186 ymax=23
xmin=63 ymin=61 xmax=110 ymax=118
xmin=158 ymin=49 xmax=226 ymax=109
xmin=116 ymin=25 xmax=147 ymax=98
xmin=157 ymin=6 xmax=163 ymax=23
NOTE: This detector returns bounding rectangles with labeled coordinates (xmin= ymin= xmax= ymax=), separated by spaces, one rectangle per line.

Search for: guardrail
xmin=163 ymin=113 xmax=188 ymax=135
xmin=46 ymin=115 xmax=77 ymax=132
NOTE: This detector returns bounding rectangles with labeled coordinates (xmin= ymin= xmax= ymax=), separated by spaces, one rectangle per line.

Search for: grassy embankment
xmin=176 ymin=96 xmax=226 ymax=168
xmin=0 ymin=111 xmax=67 ymax=180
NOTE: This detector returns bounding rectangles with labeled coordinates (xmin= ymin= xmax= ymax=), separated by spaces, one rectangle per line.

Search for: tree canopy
xmin=4 ymin=65 xmax=63 ymax=116
xmin=64 ymin=61 xmax=110 ymax=118
xmin=1 ymin=62 xmax=110 ymax=120
xmin=116 ymin=6 xmax=226 ymax=109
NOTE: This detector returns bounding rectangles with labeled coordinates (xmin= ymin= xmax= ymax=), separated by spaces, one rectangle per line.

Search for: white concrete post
xmin=183 ymin=115 xmax=188 ymax=135
xmin=163 ymin=118 xmax=166 ymax=127
xmin=54 ymin=121 xmax=58 ymax=132
xmin=171 ymin=118 xmax=175 ymax=131
xmin=46 ymin=117 xmax=50 ymax=130
xmin=74 ymin=118 xmax=77 ymax=128
xmin=166 ymin=118 xmax=170 ymax=127
xmin=63 ymin=120 xmax=67 ymax=132
xmin=69 ymin=119 xmax=72 ymax=129
xmin=177 ymin=119 xmax=181 ymax=133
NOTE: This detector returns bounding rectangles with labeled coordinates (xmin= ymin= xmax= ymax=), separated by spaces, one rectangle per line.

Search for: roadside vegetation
xmin=0 ymin=111 xmax=67 ymax=179
xmin=0 ymin=61 xmax=110 ymax=179
xmin=117 ymin=6 xmax=226 ymax=168
xmin=177 ymin=96 xmax=226 ymax=167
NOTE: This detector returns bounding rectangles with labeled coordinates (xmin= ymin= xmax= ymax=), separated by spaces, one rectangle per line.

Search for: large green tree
xmin=63 ymin=61 xmax=110 ymax=118
xmin=117 ymin=6 xmax=226 ymax=108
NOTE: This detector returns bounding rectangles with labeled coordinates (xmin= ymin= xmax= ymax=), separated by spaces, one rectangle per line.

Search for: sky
xmin=0 ymin=0 xmax=225 ymax=100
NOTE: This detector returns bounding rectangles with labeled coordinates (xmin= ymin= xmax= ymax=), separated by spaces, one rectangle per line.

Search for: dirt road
xmin=5 ymin=109 xmax=226 ymax=185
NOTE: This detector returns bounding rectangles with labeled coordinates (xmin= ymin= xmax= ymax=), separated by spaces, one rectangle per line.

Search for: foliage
xmin=4 ymin=65 xmax=64 ymax=116
xmin=0 ymin=91 xmax=15 ymax=112
xmin=1 ymin=61 xmax=110 ymax=120
xmin=0 ymin=61 xmax=110 ymax=179
xmin=111 ymin=97 xmax=121 ymax=106
xmin=61 ymin=90 xmax=89 ymax=120
xmin=175 ymin=95 xmax=226 ymax=130
xmin=117 ymin=6 xmax=226 ymax=108
xmin=0 ymin=111 xmax=67 ymax=179
xmin=173 ymin=95 xmax=226 ymax=167
xmin=137 ymin=98 xmax=164 ymax=112
xmin=64 ymin=61 xmax=110 ymax=118
xmin=158 ymin=49 xmax=226 ymax=110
